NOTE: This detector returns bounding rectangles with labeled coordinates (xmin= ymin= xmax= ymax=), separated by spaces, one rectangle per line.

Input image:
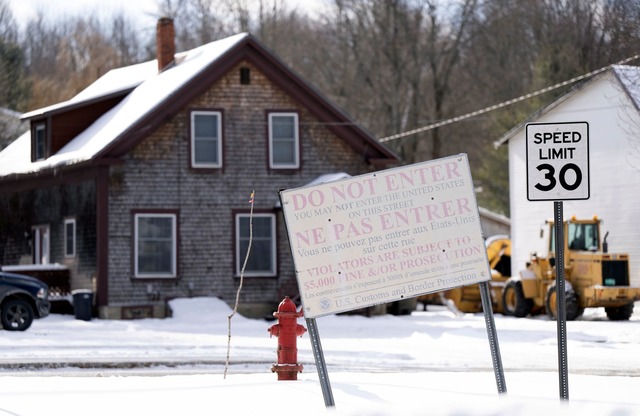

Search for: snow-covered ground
xmin=1 ymin=297 xmax=639 ymax=415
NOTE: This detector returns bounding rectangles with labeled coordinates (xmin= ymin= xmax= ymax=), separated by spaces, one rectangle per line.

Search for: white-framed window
xmin=268 ymin=112 xmax=299 ymax=169
xmin=235 ymin=213 xmax=276 ymax=276
xmin=32 ymin=225 xmax=50 ymax=264
xmin=134 ymin=213 xmax=177 ymax=278
xmin=34 ymin=123 xmax=46 ymax=161
xmin=64 ymin=218 xmax=76 ymax=258
xmin=191 ymin=110 xmax=222 ymax=168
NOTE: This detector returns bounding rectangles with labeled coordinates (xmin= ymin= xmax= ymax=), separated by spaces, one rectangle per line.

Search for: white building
xmin=496 ymin=65 xmax=640 ymax=285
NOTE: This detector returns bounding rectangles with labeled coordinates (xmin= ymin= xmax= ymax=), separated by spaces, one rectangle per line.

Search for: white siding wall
xmin=508 ymin=72 xmax=640 ymax=285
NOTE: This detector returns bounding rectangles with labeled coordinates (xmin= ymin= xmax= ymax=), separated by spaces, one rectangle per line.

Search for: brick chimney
xmin=156 ymin=17 xmax=175 ymax=72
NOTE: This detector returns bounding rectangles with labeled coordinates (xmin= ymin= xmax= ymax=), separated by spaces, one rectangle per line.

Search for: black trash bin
xmin=72 ymin=289 xmax=93 ymax=321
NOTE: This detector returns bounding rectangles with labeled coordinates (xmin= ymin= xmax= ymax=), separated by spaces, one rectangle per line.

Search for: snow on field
xmin=1 ymin=297 xmax=639 ymax=415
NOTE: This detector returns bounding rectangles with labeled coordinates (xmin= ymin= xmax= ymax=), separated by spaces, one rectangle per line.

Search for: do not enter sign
xmin=526 ymin=121 xmax=590 ymax=201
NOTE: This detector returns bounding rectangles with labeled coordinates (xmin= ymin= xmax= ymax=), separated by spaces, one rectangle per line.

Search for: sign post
xmin=479 ymin=280 xmax=506 ymax=393
xmin=279 ymin=154 xmax=506 ymax=406
xmin=305 ymin=317 xmax=335 ymax=407
xmin=526 ymin=121 xmax=590 ymax=401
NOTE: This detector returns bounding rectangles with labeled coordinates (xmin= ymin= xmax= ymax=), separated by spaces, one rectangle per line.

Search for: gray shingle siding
xmin=106 ymin=61 xmax=373 ymax=311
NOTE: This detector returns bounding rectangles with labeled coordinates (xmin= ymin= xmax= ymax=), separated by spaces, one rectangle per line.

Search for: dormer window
xmin=33 ymin=123 xmax=46 ymax=161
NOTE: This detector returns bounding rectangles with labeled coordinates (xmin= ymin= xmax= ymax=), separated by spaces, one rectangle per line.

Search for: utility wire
xmin=378 ymin=54 xmax=640 ymax=143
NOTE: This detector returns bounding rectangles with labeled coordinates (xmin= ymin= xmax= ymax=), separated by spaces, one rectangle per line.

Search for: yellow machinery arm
xmin=486 ymin=235 xmax=511 ymax=271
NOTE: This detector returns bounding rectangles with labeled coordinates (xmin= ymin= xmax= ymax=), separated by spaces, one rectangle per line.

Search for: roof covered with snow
xmin=612 ymin=65 xmax=640 ymax=111
xmin=20 ymin=60 xmax=159 ymax=120
xmin=0 ymin=31 xmax=397 ymax=181
xmin=0 ymin=33 xmax=250 ymax=178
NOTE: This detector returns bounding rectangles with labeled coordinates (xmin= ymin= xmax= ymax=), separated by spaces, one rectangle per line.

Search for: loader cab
xmin=567 ymin=221 xmax=599 ymax=251
xmin=548 ymin=218 xmax=600 ymax=254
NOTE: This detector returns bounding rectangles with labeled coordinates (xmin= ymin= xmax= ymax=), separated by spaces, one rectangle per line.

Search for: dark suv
xmin=0 ymin=271 xmax=50 ymax=331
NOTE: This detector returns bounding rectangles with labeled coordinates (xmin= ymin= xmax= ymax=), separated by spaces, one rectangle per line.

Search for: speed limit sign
xmin=526 ymin=122 xmax=590 ymax=201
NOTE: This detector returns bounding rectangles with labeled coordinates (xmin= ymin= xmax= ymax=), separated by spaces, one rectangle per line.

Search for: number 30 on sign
xmin=526 ymin=122 xmax=590 ymax=201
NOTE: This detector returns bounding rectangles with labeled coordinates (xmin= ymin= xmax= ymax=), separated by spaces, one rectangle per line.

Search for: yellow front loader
xmin=502 ymin=217 xmax=640 ymax=321
xmin=419 ymin=235 xmax=511 ymax=314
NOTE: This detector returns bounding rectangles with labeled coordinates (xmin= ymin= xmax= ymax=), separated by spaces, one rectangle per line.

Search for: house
xmin=478 ymin=207 xmax=510 ymax=238
xmin=0 ymin=18 xmax=399 ymax=319
xmin=495 ymin=65 xmax=640 ymax=286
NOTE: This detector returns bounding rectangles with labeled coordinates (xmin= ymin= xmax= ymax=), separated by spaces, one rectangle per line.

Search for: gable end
xmin=95 ymin=36 xmax=398 ymax=166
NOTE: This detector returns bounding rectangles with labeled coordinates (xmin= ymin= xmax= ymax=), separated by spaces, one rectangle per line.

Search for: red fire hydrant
xmin=268 ymin=296 xmax=307 ymax=380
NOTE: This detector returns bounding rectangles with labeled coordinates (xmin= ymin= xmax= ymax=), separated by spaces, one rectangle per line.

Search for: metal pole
xmin=479 ymin=281 xmax=507 ymax=394
xmin=554 ymin=201 xmax=569 ymax=400
xmin=279 ymin=189 xmax=334 ymax=406
xmin=306 ymin=317 xmax=335 ymax=407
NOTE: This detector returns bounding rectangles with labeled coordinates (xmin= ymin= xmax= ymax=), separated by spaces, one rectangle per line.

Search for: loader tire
xmin=502 ymin=280 xmax=533 ymax=317
xmin=545 ymin=284 xmax=582 ymax=321
xmin=605 ymin=303 xmax=634 ymax=321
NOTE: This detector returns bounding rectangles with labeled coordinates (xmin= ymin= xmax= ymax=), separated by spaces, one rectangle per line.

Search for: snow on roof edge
xmin=21 ymin=60 xmax=159 ymax=120
xmin=2 ymin=33 xmax=251 ymax=178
